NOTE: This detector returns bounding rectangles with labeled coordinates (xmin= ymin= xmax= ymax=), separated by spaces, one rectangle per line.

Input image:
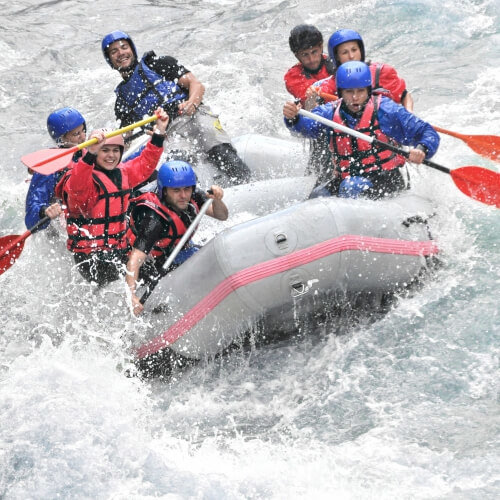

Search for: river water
xmin=0 ymin=0 xmax=499 ymax=498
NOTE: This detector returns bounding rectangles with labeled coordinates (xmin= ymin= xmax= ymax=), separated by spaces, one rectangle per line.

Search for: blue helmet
xmin=101 ymin=30 xmax=137 ymax=67
xmin=47 ymin=107 xmax=86 ymax=143
xmin=328 ymin=29 xmax=365 ymax=68
xmin=157 ymin=161 xmax=197 ymax=192
xmin=336 ymin=61 xmax=372 ymax=91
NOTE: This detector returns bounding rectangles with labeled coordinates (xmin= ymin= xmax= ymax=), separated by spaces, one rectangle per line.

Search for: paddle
xmin=139 ymin=198 xmax=214 ymax=305
xmin=431 ymin=126 xmax=500 ymax=163
xmin=298 ymin=109 xmax=500 ymax=208
xmin=21 ymin=114 xmax=160 ymax=176
xmin=0 ymin=216 xmax=50 ymax=275
xmin=316 ymin=90 xmax=500 ymax=163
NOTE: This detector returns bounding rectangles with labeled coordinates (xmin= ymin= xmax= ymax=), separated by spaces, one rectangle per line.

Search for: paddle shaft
xmin=8 ymin=216 xmax=51 ymax=249
xmin=139 ymin=198 xmax=214 ymax=305
xmin=298 ymin=109 xmax=450 ymax=175
xmin=316 ymin=91 xmax=500 ymax=162
xmin=0 ymin=216 xmax=52 ymax=274
xmin=26 ymin=114 xmax=159 ymax=170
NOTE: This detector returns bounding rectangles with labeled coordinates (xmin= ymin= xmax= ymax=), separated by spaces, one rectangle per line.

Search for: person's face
xmin=107 ymin=40 xmax=135 ymax=70
xmin=96 ymin=145 xmax=122 ymax=170
xmin=163 ymin=186 xmax=194 ymax=211
xmin=336 ymin=41 xmax=362 ymax=65
xmin=61 ymin=124 xmax=86 ymax=147
xmin=296 ymin=43 xmax=323 ymax=71
xmin=341 ymin=88 xmax=369 ymax=113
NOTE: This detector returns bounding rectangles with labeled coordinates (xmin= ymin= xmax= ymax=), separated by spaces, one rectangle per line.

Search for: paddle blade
xmin=433 ymin=126 xmax=500 ymax=163
xmin=450 ymin=166 xmax=500 ymax=208
xmin=21 ymin=148 xmax=76 ymax=175
xmin=461 ymin=134 xmax=500 ymax=162
xmin=0 ymin=235 xmax=26 ymax=275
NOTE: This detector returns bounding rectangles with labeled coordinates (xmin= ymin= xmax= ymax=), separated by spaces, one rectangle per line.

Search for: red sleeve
xmin=316 ymin=76 xmax=337 ymax=96
xmin=284 ymin=64 xmax=310 ymax=103
xmin=64 ymin=157 xmax=99 ymax=216
xmin=372 ymin=63 xmax=407 ymax=104
xmin=284 ymin=56 xmax=333 ymax=104
xmin=119 ymin=140 xmax=163 ymax=188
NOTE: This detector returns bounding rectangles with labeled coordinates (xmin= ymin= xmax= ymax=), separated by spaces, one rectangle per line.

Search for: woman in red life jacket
xmin=126 ymin=160 xmax=228 ymax=315
xmin=310 ymin=29 xmax=414 ymax=111
xmin=55 ymin=107 xmax=169 ymax=287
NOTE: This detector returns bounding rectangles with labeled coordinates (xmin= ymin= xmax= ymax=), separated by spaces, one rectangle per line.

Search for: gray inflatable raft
xmin=134 ymin=193 xmax=439 ymax=365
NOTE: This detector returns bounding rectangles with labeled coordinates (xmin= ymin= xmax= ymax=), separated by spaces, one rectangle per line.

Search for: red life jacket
xmin=127 ymin=192 xmax=199 ymax=258
xmin=330 ymin=95 xmax=406 ymax=178
xmin=59 ymin=169 xmax=132 ymax=254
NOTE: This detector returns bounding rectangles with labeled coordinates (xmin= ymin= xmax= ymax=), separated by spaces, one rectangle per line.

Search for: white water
xmin=1 ymin=0 xmax=499 ymax=498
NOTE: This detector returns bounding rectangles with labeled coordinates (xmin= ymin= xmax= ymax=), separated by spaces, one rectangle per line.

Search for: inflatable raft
xmin=133 ymin=192 xmax=439 ymax=373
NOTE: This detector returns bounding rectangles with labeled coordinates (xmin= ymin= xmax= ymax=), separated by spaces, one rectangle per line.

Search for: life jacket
xmin=330 ymin=95 xmax=406 ymax=177
xmin=127 ymin=191 xmax=199 ymax=259
xmin=60 ymin=169 xmax=133 ymax=254
xmin=115 ymin=57 xmax=188 ymax=123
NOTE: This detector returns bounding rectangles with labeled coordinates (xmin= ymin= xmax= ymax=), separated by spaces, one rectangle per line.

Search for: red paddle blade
xmin=461 ymin=135 xmax=500 ymax=162
xmin=450 ymin=166 xmax=500 ymax=208
xmin=21 ymin=147 xmax=76 ymax=175
xmin=0 ymin=235 xmax=26 ymax=275
xmin=433 ymin=126 xmax=500 ymax=163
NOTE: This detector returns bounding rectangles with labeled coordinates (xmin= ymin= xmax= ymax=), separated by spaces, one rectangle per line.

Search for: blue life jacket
xmin=115 ymin=57 xmax=188 ymax=123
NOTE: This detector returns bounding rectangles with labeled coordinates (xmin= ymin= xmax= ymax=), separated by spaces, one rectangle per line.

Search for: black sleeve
xmin=192 ymin=188 xmax=208 ymax=207
xmin=132 ymin=206 xmax=168 ymax=254
xmin=143 ymin=51 xmax=190 ymax=82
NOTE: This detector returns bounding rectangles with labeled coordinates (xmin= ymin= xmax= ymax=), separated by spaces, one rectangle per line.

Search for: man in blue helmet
xmin=101 ymin=30 xmax=251 ymax=186
xmin=25 ymin=107 xmax=87 ymax=233
xmin=283 ymin=61 xmax=439 ymax=199
xmin=125 ymin=160 xmax=228 ymax=315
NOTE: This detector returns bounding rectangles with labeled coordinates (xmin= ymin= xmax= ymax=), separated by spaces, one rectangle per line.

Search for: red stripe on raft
xmin=136 ymin=234 xmax=438 ymax=359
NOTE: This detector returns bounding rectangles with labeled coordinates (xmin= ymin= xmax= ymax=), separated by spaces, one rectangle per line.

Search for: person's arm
xmin=375 ymin=63 xmax=413 ymax=111
xmin=177 ymin=72 xmax=205 ymax=116
xmin=126 ymin=247 xmax=148 ymax=316
xmin=378 ymin=98 xmax=440 ymax=162
xmin=283 ymin=100 xmax=335 ymax=138
xmin=25 ymin=173 xmax=59 ymax=230
xmin=204 ymin=186 xmax=228 ymax=221
xmin=401 ymin=91 xmax=414 ymax=112
xmin=64 ymin=152 xmax=99 ymax=215
xmin=120 ymin=108 xmax=169 ymax=187
xmin=126 ymin=207 xmax=166 ymax=316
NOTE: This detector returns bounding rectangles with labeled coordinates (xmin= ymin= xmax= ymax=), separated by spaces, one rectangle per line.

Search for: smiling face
xmin=336 ymin=41 xmax=362 ymax=65
xmin=107 ymin=39 xmax=135 ymax=71
xmin=96 ymin=145 xmax=122 ymax=171
xmin=341 ymin=87 xmax=369 ymax=113
xmin=163 ymin=186 xmax=194 ymax=211
xmin=295 ymin=43 xmax=324 ymax=72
